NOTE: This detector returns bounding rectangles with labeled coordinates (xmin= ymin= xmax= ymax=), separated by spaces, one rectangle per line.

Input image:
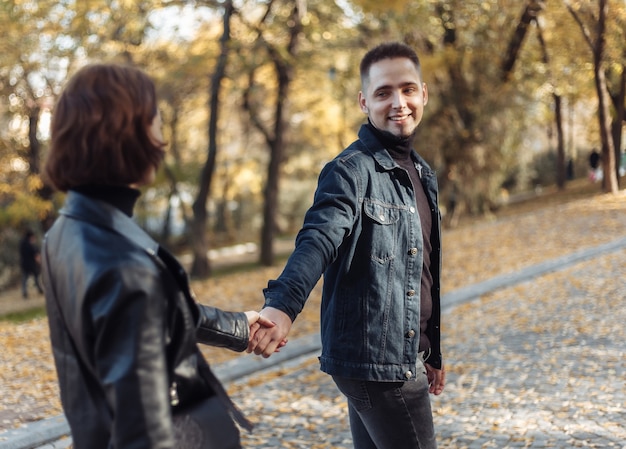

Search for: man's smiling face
xmin=359 ymin=57 xmax=428 ymax=138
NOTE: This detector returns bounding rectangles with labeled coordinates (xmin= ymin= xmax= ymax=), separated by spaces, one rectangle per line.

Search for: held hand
xmin=425 ymin=363 xmax=445 ymax=396
xmin=247 ymin=307 xmax=292 ymax=358
xmin=244 ymin=311 xmax=287 ymax=353
xmin=244 ymin=310 xmax=276 ymax=327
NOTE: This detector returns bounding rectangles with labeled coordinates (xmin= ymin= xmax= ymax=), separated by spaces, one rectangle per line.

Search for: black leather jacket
xmin=42 ymin=191 xmax=249 ymax=449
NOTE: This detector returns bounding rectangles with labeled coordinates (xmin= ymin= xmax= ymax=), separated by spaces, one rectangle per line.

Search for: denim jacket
xmin=264 ymin=124 xmax=442 ymax=381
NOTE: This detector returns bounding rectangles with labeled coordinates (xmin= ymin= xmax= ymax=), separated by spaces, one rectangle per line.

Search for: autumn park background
xmin=1 ymin=0 xmax=625 ymax=287
xmin=1 ymin=2 xmax=626 ymax=445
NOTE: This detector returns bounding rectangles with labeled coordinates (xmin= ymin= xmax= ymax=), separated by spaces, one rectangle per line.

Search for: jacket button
xmin=409 ymin=207 xmax=416 ymax=213
xmin=405 ymin=371 xmax=413 ymax=379
xmin=379 ymin=214 xmax=386 ymax=221
xmin=407 ymin=290 xmax=415 ymax=297
xmin=409 ymin=247 xmax=417 ymax=255
xmin=407 ymin=329 xmax=416 ymax=338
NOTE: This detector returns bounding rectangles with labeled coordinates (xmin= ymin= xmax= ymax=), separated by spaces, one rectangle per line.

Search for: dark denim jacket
xmin=264 ymin=125 xmax=442 ymax=381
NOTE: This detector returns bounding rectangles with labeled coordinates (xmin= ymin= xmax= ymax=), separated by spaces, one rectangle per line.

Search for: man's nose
xmin=392 ymin=91 xmax=407 ymax=108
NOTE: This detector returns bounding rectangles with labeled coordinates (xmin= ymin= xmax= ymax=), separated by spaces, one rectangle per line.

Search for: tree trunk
xmin=596 ymin=66 xmax=618 ymax=193
xmin=535 ymin=20 xmax=566 ymax=189
xmin=553 ymin=94 xmax=566 ymax=189
xmin=253 ymin=2 xmax=303 ymax=266
xmin=260 ymin=52 xmax=291 ymax=266
xmin=610 ymin=65 xmax=625 ymax=186
xmin=567 ymin=0 xmax=618 ymax=193
xmin=28 ymin=107 xmax=41 ymax=175
xmin=160 ymin=191 xmax=174 ymax=243
xmin=593 ymin=0 xmax=618 ymax=193
xmin=189 ymin=0 xmax=234 ymax=278
xmin=29 ymin=105 xmax=55 ymax=230
xmin=501 ymin=0 xmax=545 ymax=82
xmin=259 ymin=142 xmax=281 ymax=266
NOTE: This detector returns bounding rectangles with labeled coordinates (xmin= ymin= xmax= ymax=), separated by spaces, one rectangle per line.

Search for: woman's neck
xmin=71 ymin=185 xmax=141 ymax=217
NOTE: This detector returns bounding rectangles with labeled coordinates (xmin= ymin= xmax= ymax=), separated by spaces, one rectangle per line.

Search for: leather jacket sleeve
xmin=154 ymin=247 xmax=250 ymax=353
xmin=195 ymin=305 xmax=249 ymax=352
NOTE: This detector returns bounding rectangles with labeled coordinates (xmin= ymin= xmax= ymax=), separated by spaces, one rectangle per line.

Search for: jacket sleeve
xmin=263 ymin=157 xmax=360 ymax=321
xmin=195 ymin=305 xmax=249 ymax=352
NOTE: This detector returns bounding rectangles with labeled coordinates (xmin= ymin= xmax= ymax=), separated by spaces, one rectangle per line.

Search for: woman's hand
xmin=244 ymin=310 xmax=287 ymax=352
xmin=246 ymin=307 xmax=291 ymax=357
xmin=244 ymin=311 xmax=277 ymax=328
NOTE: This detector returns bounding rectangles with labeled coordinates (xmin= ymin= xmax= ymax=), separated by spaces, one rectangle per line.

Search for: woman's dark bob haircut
xmin=44 ymin=63 xmax=165 ymax=192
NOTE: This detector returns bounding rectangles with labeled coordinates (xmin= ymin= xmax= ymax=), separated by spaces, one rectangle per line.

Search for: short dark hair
xmin=360 ymin=42 xmax=422 ymax=88
xmin=44 ymin=63 xmax=165 ymax=192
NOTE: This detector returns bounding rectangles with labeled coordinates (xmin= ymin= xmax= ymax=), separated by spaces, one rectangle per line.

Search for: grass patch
xmin=0 ymin=306 xmax=47 ymax=323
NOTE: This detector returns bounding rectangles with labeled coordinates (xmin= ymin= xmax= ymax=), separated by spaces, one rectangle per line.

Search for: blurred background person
xmin=18 ymin=228 xmax=43 ymax=299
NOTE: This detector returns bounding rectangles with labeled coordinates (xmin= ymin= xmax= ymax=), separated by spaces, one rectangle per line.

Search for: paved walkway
xmin=2 ymin=235 xmax=625 ymax=448
xmin=226 ymin=242 xmax=626 ymax=448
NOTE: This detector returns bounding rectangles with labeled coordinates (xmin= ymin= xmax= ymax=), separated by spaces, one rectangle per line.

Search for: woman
xmin=42 ymin=63 xmax=274 ymax=448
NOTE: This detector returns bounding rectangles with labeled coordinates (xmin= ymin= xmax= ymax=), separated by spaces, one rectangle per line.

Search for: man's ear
xmin=358 ymin=91 xmax=368 ymax=113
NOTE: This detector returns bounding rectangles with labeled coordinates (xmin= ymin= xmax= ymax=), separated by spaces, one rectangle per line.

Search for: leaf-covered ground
xmin=1 ymin=182 xmax=625 ymax=437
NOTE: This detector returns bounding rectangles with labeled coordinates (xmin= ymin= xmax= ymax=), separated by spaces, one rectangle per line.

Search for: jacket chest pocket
xmin=363 ymin=199 xmax=401 ymax=263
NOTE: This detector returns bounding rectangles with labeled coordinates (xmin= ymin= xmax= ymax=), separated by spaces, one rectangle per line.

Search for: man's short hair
xmin=360 ymin=42 xmax=422 ymax=88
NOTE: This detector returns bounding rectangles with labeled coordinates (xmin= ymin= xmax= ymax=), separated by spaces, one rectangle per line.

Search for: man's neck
xmin=366 ymin=120 xmax=415 ymax=158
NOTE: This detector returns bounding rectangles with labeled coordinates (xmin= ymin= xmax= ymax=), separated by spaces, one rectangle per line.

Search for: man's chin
xmin=389 ymin=124 xmax=416 ymax=138
xmin=391 ymin=127 xmax=416 ymax=140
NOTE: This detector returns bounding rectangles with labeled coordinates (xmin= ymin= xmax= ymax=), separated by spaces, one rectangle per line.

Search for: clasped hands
xmin=244 ymin=307 xmax=291 ymax=358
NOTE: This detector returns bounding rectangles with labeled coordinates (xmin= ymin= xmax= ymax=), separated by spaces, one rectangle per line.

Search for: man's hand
xmin=244 ymin=310 xmax=287 ymax=354
xmin=247 ymin=307 xmax=292 ymax=358
xmin=425 ymin=363 xmax=445 ymax=395
xmin=244 ymin=310 xmax=278 ymax=328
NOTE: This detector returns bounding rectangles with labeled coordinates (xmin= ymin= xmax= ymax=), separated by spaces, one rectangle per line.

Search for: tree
xmin=429 ymin=1 xmax=550 ymax=215
xmin=149 ymin=53 xmax=203 ymax=244
xmin=609 ymin=63 xmax=625 ymax=185
xmin=535 ymin=17 xmax=567 ymax=189
xmin=567 ymin=0 xmax=618 ymax=193
xmin=605 ymin=8 xmax=626 ymax=185
xmin=241 ymin=0 xmax=305 ymax=266
xmin=188 ymin=0 xmax=235 ymax=278
xmin=501 ymin=0 xmax=546 ymax=82
xmin=0 ymin=0 xmax=78 ymax=231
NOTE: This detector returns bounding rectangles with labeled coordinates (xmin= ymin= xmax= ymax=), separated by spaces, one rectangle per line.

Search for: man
xmin=19 ymin=229 xmax=44 ymax=299
xmin=249 ymin=42 xmax=445 ymax=449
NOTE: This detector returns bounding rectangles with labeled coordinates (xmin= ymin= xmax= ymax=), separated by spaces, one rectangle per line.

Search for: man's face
xmin=359 ymin=57 xmax=428 ymax=138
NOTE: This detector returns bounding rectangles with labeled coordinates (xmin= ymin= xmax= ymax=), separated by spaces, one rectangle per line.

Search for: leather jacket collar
xmin=60 ymin=190 xmax=159 ymax=255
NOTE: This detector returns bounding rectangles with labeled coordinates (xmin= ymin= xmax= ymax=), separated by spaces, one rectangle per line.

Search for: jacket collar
xmin=357 ymin=124 xmax=433 ymax=175
xmin=358 ymin=124 xmax=396 ymax=171
xmin=59 ymin=190 xmax=160 ymax=255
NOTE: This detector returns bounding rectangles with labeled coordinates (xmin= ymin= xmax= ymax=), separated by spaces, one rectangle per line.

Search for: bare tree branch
xmin=565 ymin=3 xmax=594 ymax=50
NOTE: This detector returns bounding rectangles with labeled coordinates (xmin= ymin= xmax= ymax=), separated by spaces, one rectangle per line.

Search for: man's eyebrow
xmin=372 ymin=83 xmax=391 ymax=91
xmin=373 ymin=81 xmax=419 ymax=91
